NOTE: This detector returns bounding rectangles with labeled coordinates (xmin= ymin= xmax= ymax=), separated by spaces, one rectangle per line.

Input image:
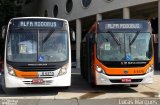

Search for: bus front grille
xmin=23 ymin=80 xmax=53 ymax=85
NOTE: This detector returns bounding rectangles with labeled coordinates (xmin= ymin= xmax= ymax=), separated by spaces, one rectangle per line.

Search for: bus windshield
xmin=7 ymin=29 xmax=68 ymax=62
xmin=96 ymin=32 xmax=152 ymax=61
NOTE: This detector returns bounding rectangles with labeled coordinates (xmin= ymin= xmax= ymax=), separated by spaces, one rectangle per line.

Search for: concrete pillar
xmin=158 ymin=0 xmax=160 ymax=63
xmin=96 ymin=13 xmax=102 ymax=21
xmin=76 ymin=19 xmax=81 ymax=69
xmin=123 ymin=7 xmax=130 ymax=19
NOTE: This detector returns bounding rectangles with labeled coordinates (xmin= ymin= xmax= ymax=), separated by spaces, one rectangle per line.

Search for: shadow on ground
xmin=0 ymin=73 xmax=138 ymax=97
xmin=63 ymin=74 xmax=137 ymax=93
xmin=0 ymin=87 xmax=59 ymax=97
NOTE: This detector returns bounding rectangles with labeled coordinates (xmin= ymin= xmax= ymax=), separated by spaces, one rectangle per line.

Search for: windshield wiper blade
xmin=107 ymin=31 xmax=121 ymax=46
xmin=42 ymin=29 xmax=55 ymax=44
xmin=129 ymin=31 xmax=140 ymax=46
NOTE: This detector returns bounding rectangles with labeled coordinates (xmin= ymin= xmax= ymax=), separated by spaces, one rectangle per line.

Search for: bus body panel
xmin=4 ymin=63 xmax=71 ymax=88
xmin=94 ymin=46 xmax=154 ymax=85
xmin=81 ymin=19 xmax=154 ymax=86
xmin=95 ymin=71 xmax=153 ymax=85
xmin=3 ymin=17 xmax=71 ymax=88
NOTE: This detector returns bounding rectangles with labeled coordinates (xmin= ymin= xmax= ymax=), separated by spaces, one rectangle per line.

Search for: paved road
xmin=0 ymin=98 xmax=160 ymax=105
xmin=0 ymin=69 xmax=160 ymax=105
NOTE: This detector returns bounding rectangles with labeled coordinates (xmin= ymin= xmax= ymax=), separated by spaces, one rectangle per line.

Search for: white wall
xmin=38 ymin=0 xmax=157 ymax=21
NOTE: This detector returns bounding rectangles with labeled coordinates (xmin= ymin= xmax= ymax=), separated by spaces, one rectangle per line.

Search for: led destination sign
xmin=20 ymin=21 xmax=57 ymax=27
xmin=10 ymin=19 xmax=64 ymax=29
xmin=98 ymin=20 xmax=150 ymax=32
xmin=105 ymin=23 xmax=142 ymax=29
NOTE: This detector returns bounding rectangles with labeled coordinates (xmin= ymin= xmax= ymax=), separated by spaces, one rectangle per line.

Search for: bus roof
xmin=10 ymin=17 xmax=68 ymax=22
xmin=98 ymin=19 xmax=150 ymax=23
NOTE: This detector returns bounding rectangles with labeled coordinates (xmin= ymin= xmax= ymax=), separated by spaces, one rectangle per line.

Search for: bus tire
xmin=90 ymin=82 xmax=96 ymax=88
xmin=81 ymin=64 xmax=88 ymax=80
xmin=89 ymin=69 xmax=96 ymax=87
xmin=1 ymin=75 xmax=14 ymax=94
xmin=80 ymin=68 xmax=85 ymax=79
xmin=2 ymin=85 xmax=8 ymax=94
xmin=1 ymin=76 xmax=8 ymax=94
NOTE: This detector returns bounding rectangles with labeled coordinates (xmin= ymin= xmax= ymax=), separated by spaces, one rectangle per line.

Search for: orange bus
xmin=81 ymin=19 xmax=154 ymax=87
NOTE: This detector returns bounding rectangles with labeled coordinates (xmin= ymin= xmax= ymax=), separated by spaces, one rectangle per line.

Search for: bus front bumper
xmin=5 ymin=74 xmax=71 ymax=88
xmin=95 ymin=71 xmax=154 ymax=85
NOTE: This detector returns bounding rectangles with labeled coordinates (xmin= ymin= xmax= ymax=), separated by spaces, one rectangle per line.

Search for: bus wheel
xmin=89 ymin=72 xmax=96 ymax=87
xmin=90 ymin=82 xmax=96 ymax=88
xmin=2 ymin=85 xmax=8 ymax=94
xmin=130 ymin=84 xmax=139 ymax=87
xmin=1 ymin=77 xmax=8 ymax=94
xmin=1 ymin=75 xmax=14 ymax=94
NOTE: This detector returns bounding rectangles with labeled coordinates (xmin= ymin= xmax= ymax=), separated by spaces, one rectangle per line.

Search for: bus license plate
xmin=121 ymin=78 xmax=131 ymax=83
xmin=32 ymin=79 xmax=44 ymax=84
xmin=41 ymin=71 xmax=54 ymax=76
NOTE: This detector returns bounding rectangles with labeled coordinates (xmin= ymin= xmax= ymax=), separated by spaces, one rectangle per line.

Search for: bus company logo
xmin=124 ymin=70 xmax=128 ymax=74
xmin=121 ymin=62 xmax=128 ymax=65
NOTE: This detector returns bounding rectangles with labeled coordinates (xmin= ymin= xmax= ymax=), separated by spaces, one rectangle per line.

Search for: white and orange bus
xmin=1 ymin=17 xmax=72 ymax=90
xmin=81 ymin=19 xmax=154 ymax=87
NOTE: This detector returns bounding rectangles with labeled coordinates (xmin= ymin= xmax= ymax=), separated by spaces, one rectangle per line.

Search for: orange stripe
xmin=15 ymin=69 xmax=38 ymax=78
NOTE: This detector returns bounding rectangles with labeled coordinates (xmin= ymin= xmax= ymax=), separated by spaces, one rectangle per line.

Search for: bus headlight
xmin=96 ymin=65 xmax=105 ymax=74
xmin=58 ymin=64 xmax=68 ymax=76
xmin=146 ymin=65 xmax=154 ymax=73
xmin=7 ymin=65 xmax=16 ymax=76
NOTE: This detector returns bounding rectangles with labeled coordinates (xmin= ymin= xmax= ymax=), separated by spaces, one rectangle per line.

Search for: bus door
xmin=86 ymin=33 xmax=95 ymax=83
xmin=80 ymin=41 xmax=87 ymax=78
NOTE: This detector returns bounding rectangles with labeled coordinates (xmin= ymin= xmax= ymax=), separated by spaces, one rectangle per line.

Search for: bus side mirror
xmin=1 ymin=26 xmax=7 ymax=39
xmin=71 ymin=30 xmax=76 ymax=41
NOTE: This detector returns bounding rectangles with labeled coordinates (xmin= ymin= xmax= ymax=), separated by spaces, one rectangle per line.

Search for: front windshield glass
xmin=7 ymin=29 xmax=68 ymax=62
xmin=38 ymin=30 xmax=68 ymax=62
xmin=96 ymin=32 xmax=152 ymax=61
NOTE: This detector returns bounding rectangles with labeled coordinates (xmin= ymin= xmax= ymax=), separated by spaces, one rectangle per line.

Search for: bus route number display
xmin=19 ymin=21 xmax=57 ymax=28
xmin=11 ymin=19 xmax=64 ymax=29
xmin=105 ymin=23 xmax=143 ymax=29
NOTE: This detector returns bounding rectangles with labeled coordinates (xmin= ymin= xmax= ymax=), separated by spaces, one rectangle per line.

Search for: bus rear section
xmin=2 ymin=17 xmax=71 ymax=88
xmin=81 ymin=19 xmax=154 ymax=87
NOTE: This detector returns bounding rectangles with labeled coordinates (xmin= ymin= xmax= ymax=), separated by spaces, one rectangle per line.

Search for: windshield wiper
xmin=129 ymin=31 xmax=140 ymax=46
xmin=107 ymin=31 xmax=122 ymax=53
xmin=42 ymin=29 xmax=55 ymax=44
xmin=107 ymin=31 xmax=121 ymax=46
xmin=128 ymin=31 xmax=140 ymax=57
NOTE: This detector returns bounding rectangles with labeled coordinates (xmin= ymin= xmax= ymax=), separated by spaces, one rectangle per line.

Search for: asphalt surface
xmin=0 ymin=98 xmax=160 ymax=105
xmin=0 ymin=68 xmax=160 ymax=105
